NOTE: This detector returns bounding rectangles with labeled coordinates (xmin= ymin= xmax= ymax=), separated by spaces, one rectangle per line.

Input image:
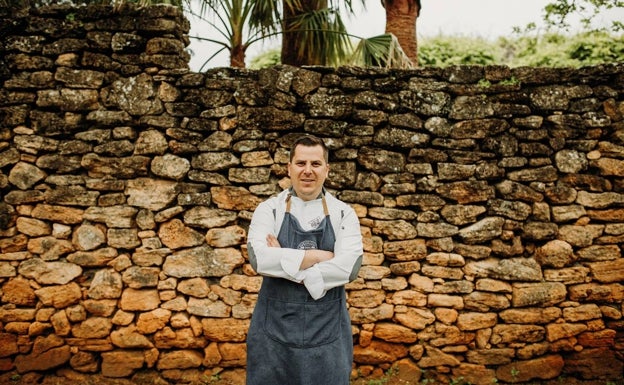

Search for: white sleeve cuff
xmin=303 ymin=264 xmax=326 ymax=300
xmin=280 ymin=250 xmax=306 ymax=282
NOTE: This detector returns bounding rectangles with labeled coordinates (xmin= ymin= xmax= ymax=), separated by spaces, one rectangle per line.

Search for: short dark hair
xmin=289 ymin=135 xmax=329 ymax=163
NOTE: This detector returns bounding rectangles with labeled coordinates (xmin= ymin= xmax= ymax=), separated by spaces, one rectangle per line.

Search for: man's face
xmin=288 ymin=144 xmax=329 ymax=201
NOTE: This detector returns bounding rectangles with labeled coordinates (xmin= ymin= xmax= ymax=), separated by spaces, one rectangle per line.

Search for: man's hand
xmin=266 ymin=234 xmax=281 ymax=248
xmin=266 ymin=234 xmax=333 ymax=270
xmin=301 ymin=249 xmax=334 ymax=269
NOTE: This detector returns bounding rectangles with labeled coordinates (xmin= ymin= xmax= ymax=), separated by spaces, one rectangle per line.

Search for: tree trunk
xmin=230 ymin=45 xmax=246 ymax=68
xmin=281 ymin=0 xmax=327 ymax=66
xmin=384 ymin=0 xmax=420 ymax=66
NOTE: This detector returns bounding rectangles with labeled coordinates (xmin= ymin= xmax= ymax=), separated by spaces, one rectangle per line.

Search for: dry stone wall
xmin=1 ymin=4 xmax=624 ymax=385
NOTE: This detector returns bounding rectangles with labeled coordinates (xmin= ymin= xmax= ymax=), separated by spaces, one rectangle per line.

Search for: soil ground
xmin=1 ymin=370 xmax=622 ymax=385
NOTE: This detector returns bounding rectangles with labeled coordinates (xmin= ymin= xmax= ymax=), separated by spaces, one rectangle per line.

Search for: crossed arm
xmin=265 ymin=234 xmax=334 ymax=270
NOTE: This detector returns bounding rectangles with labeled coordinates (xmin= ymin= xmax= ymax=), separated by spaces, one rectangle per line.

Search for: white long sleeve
xmin=247 ymin=189 xmax=363 ymax=299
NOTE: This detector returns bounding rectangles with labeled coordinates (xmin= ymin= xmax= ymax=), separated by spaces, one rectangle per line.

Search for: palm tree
xmin=381 ymin=0 xmax=421 ymax=65
xmin=280 ymin=0 xmax=353 ymax=66
xmin=187 ymin=0 xmax=358 ymax=69
xmin=187 ymin=0 xmax=281 ymax=68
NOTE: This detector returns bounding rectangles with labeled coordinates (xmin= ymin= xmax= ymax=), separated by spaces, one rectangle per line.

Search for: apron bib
xmin=246 ymin=194 xmax=353 ymax=385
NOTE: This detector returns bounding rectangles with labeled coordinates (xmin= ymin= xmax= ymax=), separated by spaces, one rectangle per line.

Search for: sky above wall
xmin=186 ymin=0 xmax=623 ymax=71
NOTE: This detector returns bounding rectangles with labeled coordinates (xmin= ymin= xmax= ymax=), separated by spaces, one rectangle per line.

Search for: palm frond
xmin=287 ymin=7 xmax=352 ymax=66
xmin=350 ymin=33 xmax=414 ymax=69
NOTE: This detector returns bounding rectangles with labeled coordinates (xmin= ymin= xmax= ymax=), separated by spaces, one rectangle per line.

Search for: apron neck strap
xmin=285 ymin=192 xmax=329 ymax=216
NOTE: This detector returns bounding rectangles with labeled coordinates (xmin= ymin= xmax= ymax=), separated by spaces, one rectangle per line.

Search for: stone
xmin=28 ymin=236 xmax=76 ymax=261
xmin=436 ymin=180 xmax=495 ymax=204
xmin=373 ymin=322 xmax=418 ymax=344
xmin=104 ymin=73 xmax=163 ymax=115
xmin=34 ymin=282 xmax=82 ymax=308
xmin=534 ymin=239 xmax=574 ymax=268
xmin=83 ymin=205 xmax=137 ymax=228
xmin=452 ymin=363 xmax=496 ymax=385
xmin=126 ymin=178 xmax=178 ymax=211
xmin=163 ymin=245 xmax=243 ymax=278
xmin=394 ymin=307 xmax=435 ymax=330
xmin=201 ymin=318 xmax=250 ymax=342
xmin=440 ymin=205 xmax=486 ymax=226
xmin=153 ymin=327 xmax=206 ymax=349
xmin=101 ymin=350 xmax=145 ymax=378
xmin=67 ymin=247 xmax=118 ymax=267
xmin=73 ymin=223 xmax=106 ymax=251
xmin=457 ymin=312 xmax=498 ymax=331
xmin=31 ymin=204 xmax=84 ymax=225
xmin=72 ymin=317 xmax=113 ymax=338
xmin=50 ymin=310 xmax=71 ymax=336
xmin=136 ymin=309 xmax=172 ymax=334
xmin=119 ymin=288 xmax=160 ymax=311
xmin=88 ymin=269 xmax=123 ymax=299
xmin=496 ymin=180 xmax=543 ymax=202
xmin=555 ymin=149 xmax=588 ymax=173
xmin=577 ymin=244 xmax=621 ymax=261
xmin=588 ymin=258 xmax=624 ymax=283
xmin=69 ymin=351 xmax=99 ymax=373
xmin=495 ymin=354 xmax=564 ymax=382
xmin=373 ymin=220 xmax=417 ymax=240
xmin=383 ymin=239 xmax=427 ymax=261
xmin=591 ymin=157 xmax=624 ymax=177
xmin=463 ymin=291 xmax=510 ymax=311
xmin=466 ymin=349 xmax=514 ymax=365
xmin=16 ymin=217 xmax=50 ymax=237
xmin=512 ymin=282 xmax=567 ymax=307
xmin=418 ymin=346 xmax=461 ymax=368
xmin=183 ymin=207 xmax=238 ymax=229
xmin=205 ymin=225 xmax=246 ymax=247
xmin=110 ymin=325 xmax=154 ymax=349
xmin=562 ymin=304 xmax=601 ymax=322
xmin=135 ymin=129 xmax=168 ymax=155
xmin=491 ymin=324 xmax=545 ymax=345
xmin=353 ymin=340 xmax=409 ymax=365
xmin=1 ymin=276 xmax=37 ymax=306
xmin=108 ymin=228 xmax=141 ymax=249
xmin=8 ymin=162 xmax=47 ymax=190
xmin=0 ymin=333 xmax=19 ymax=357
xmin=218 ymin=342 xmax=246 ymax=367
xmin=157 ymin=350 xmax=203 ymax=370
xmin=122 ymin=266 xmax=160 ymax=288
xmin=151 ymin=154 xmax=190 ymax=180
xmin=81 ymin=153 xmax=150 ymax=179
xmin=158 ymin=219 xmax=204 ymax=249
xmin=388 ymin=290 xmax=427 ymax=307
xmin=14 ymin=343 xmax=71 ymax=373
xmin=565 ymin=347 xmax=624 ymax=380
xmin=557 ymin=224 xmax=604 ymax=247
xmin=177 ymin=277 xmax=210 ymax=298
xmin=348 ymin=289 xmax=386 ymax=308
xmin=187 ymin=297 xmax=230 ymax=317
xmin=458 ymin=217 xmax=505 ymax=244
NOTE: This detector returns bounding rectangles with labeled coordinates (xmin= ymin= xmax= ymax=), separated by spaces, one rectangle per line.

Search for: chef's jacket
xmin=247 ymin=188 xmax=363 ymax=300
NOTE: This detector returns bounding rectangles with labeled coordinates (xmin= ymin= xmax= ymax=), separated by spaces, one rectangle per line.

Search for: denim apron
xmin=246 ymin=194 xmax=352 ymax=385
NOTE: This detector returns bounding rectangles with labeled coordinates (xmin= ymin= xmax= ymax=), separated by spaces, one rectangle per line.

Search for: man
xmin=246 ymin=134 xmax=364 ymax=385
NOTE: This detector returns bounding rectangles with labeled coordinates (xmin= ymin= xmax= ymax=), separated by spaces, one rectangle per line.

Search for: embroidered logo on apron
xmin=297 ymin=239 xmax=317 ymax=250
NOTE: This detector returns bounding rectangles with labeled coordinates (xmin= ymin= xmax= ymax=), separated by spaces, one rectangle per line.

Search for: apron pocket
xmin=264 ymin=298 xmax=342 ymax=348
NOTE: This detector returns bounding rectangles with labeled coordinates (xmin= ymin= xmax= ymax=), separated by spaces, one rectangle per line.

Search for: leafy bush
xmin=420 ymin=31 xmax=624 ymax=68
xmin=250 ymin=31 xmax=623 ymax=69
